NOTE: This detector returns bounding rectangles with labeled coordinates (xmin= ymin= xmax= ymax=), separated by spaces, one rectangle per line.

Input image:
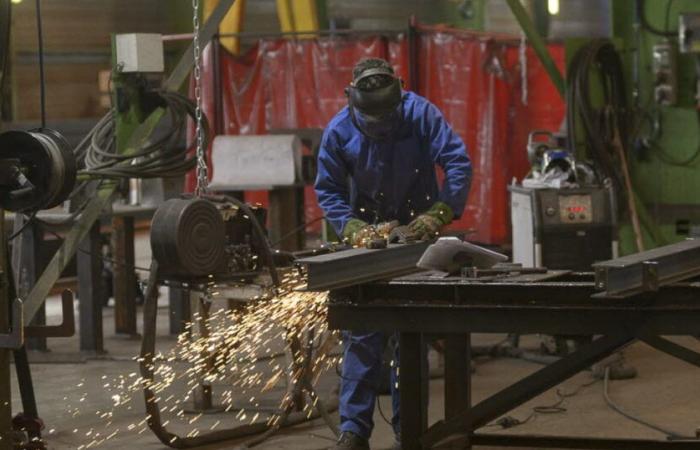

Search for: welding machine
xmin=509 ymin=184 xmax=618 ymax=271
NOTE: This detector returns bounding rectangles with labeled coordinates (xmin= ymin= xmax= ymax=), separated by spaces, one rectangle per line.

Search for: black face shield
xmin=345 ymin=67 xmax=403 ymax=139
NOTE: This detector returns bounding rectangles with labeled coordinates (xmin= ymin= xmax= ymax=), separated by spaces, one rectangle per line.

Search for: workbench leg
xmin=78 ymin=223 xmax=105 ymax=354
xmin=268 ymin=187 xmax=305 ymax=252
xmin=399 ymin=332 xmax=428 ymax=450
xmin=444 ymin=334 xmax=471 ymax=449
xmin=12 ymin=219 xmax=47 ymax=351
xmin=13 ymin=346 xmax=41 ymax=442
xmin=169 ymin=286 xmax=191 ymax=335
xmin=112 ymin=216 xmax=138 ymax=336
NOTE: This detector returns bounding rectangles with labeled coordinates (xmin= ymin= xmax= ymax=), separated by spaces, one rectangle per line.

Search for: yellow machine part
xmin=276 ymin=0 xmax=319 ymax=38
xmin=203 ymin=0 xmax=246 ymax=54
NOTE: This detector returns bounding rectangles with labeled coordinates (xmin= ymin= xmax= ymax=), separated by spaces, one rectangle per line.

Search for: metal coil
xmin=0 ymin=128 xmax=76 ymax=212
xmin=150 ymin=198 xmax=226 ymax=277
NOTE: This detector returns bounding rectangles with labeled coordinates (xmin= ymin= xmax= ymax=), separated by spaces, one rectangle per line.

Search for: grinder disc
xmin=150 ymin=198 xmax=226 ymax=277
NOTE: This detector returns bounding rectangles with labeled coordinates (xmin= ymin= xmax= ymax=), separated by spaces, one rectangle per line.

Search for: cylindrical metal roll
xmin=0 ymin=128 xmax=77 ymax=212
xmin=150 ymin=198 xmax=226 ymax=277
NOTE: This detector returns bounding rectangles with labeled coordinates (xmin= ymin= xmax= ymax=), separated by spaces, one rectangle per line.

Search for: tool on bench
xmin=417 ymin=237 xmax=508 ymax=274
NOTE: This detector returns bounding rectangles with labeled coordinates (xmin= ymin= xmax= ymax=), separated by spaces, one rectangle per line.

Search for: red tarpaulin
xmin=188 ymin=30 xmax=565 ymax=245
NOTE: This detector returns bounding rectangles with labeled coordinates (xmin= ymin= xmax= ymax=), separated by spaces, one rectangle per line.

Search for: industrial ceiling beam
xmin=22 ymin=0 xmax=236 ymax=325
xmin=505 ymin=0 xmax=566 ymax=99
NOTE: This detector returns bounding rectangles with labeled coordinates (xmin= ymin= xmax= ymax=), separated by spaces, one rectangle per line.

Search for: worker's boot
xmin=331 ymin=431 xmax=370 ymax=450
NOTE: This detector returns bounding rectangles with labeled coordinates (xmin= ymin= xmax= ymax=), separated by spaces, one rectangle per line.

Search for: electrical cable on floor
xmin=602 ymin=367 xmax=698 ymax=441
xmin=485 ymin=378 xmax=600 ymax=430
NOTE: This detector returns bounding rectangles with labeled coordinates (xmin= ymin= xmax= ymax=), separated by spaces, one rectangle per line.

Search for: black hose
xmin=77 ymin=91 xmax=208 ymax=179
xmin=566 ymin=40 xmax=628 ymax=192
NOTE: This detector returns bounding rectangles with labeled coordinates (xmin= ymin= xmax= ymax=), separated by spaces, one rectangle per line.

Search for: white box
xmin=115 ymin=33 xmax=164 ymax=73
xmin=209 ymin=135 xmax=302 ymax=190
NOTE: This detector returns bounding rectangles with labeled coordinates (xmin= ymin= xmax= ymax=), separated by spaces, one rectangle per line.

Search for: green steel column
xmin=505 ymin=0 xmax=565 ymax=99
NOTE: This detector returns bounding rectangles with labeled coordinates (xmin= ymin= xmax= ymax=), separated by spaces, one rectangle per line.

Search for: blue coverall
xmin=314 ymin=91 xmax=472 ymax=440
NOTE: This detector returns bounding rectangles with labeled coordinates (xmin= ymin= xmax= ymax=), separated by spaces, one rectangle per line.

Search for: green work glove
xmin=407 ymin=202 xmax=454 ymax=240
xmin=342 ymin=218 xmax=378 ymax=247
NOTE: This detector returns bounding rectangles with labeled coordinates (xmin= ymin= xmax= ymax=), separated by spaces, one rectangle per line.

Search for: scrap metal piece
xmin=593 ymin=239 xmax=700 ymax=298
xmin=297 ymin=242 xmax=431 ymax=291
xmin=24 ymin=290 xmax=75 ymax=339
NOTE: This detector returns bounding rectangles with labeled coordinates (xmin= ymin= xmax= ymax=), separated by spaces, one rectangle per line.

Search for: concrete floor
xmin=11 ymin=300 xmax=700 ymax=449
xmin=11 ymin=234 xmax=700 ymax=449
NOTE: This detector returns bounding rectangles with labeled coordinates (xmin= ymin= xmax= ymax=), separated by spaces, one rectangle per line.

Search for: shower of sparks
xmin=63 ymin=269 xmax=339 ymax=448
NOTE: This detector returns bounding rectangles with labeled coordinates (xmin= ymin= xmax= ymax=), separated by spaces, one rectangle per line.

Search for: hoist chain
xmin=192 ymin=0 xmax=208 ymax=196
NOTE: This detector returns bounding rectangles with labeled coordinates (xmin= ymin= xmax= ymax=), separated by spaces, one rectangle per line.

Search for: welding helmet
xmin=345 ymin=65 xmax=404 ymax=139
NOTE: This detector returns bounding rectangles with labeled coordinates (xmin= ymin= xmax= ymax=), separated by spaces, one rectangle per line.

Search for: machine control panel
xmin=558 ymin=194 xmax=593 ymax=223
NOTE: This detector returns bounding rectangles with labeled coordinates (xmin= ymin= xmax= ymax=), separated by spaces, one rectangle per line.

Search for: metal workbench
xmin=326 ymin=271 xmax=700 ymax=449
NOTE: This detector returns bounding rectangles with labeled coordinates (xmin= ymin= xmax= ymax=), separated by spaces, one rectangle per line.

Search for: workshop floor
xmin=13 ymin=234 xmax=700 ymax=449
xmin=13 ymin=306 xmax=700 ymax=450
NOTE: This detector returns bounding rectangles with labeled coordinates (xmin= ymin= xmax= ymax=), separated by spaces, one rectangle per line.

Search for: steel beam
xmin=638 ymin=335 xmax=700 ymax=369
xmin=112 ymin=216 xmax=137 ymax=335
xmin=471 ymin=434 xmax=700 ymax=449
xmin=78 ymin=222 xmax=104 ymax=353
xmin=593 ymin=239 xmax=700 ymax=298
xmin=298 ymin=242 xmax=430 ymax=291
xmin=22 ymin=0 xmax=236 ymax=325
xmin=0 ymin=209 xmax=11 ymax=450
xmin=12 ymin=218 xmax=47 ymax=350
xmin=423 ymin=334 xmax=634 ymax=447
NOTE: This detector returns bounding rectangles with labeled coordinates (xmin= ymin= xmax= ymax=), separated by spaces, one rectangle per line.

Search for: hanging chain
xmin=192 ymin=0 xmax=208 ymax=196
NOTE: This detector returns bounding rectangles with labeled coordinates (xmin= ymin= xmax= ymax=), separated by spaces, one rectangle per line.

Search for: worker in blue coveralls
xmin=314 ymin=57 xmax=472 ymax=450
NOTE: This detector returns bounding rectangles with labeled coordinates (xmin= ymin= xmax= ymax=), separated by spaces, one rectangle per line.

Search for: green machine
xmin=503 ymin=0 xmax=700 ymax=256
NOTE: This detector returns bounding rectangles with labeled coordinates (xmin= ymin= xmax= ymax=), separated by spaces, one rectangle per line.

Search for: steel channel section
xmin=593 ymin=239 xmax=700 ymax=297
xmin=298 ymin=242 xmax=430 ymax=291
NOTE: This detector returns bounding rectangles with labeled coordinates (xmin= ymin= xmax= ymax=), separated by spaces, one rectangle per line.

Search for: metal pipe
xmin=162 ymin=28 xmax=406 ymax=42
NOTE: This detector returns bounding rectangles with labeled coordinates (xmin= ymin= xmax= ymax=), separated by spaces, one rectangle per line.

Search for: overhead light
xmin=548 ymin=0 xmax=560 ymax=15
xmin=11 ymin=0 xmax=23 ymax=4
